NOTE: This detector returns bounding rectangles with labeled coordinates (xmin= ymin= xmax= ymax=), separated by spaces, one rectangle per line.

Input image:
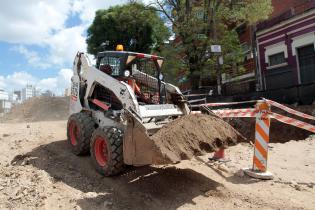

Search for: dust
xmin=2 ymin=96 xmax=69 ymax=123
xmin=151 ymin=114 xmax=244 ymax=163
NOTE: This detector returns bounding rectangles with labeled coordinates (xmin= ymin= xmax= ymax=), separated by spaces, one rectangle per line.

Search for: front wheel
xmin=67 ymin=112 xmax=95 ymax=155
xmin=90 ymin=127 xmax=125 ymax=176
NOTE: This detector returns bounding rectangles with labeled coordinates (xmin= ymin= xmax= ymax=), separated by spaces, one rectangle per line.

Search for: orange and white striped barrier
xmin=243 ymin=101 xmax=274 ymax=179
xmin=212 ymin=108 xmax=257 ymax=118
xmin=190 ymin=99 xmax=315 ymax=179
xmin=270 ymin=112 xmax=315 ymax=133
xmin=253 ymin=103 xmax=272 ymax=176
xmin=264 ymin=99 xmax=315 ymax=121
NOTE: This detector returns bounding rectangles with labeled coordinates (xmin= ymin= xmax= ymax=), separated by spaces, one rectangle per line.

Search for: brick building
xmin=256 ymin=0 xmax=315 ymax=91
xmin=223 ymin=0 xmax=315 ymax=95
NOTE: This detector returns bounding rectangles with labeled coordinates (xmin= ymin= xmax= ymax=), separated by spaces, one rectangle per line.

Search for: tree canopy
xmin=86 ymin=2 xmax=170 ymax=56
xmin=152 ymin=0 xmax=273 ymax=91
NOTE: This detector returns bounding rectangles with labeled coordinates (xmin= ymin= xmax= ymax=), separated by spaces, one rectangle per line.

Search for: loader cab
xmin=96 ymin=52 xmax=124 ymax=77
xmin=96 ymin=51 xmax=165 ymax=104
xmin=96 ymin=51 xmax=164 ymax=79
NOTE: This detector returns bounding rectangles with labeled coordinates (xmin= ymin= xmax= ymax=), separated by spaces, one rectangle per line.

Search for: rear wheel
xmin=67 ymin=112 xmax=95 ymax=155
xmin=90 ymin=127 xmax=124 ymax=176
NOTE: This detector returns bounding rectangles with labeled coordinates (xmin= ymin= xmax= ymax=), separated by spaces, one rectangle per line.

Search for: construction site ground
xmin=0 ymin=120 xmax=314 ymax=210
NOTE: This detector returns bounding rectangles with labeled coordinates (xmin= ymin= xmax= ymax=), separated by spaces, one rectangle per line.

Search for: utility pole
xmin=208 ymin=0 xmax=222 ymax=95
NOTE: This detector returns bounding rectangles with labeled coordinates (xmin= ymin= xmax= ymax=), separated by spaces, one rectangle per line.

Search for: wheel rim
xmin=69 ymin=121 xmax=79 ymax=146
xmin=94 ymin=137 xmax=108 ymax=167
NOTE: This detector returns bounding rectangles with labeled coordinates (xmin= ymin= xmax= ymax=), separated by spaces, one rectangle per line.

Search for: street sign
xmin=211 ymin=45 xmax=222 ymax=53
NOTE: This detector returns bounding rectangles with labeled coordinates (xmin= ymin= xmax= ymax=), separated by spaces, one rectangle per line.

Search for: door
xmin=298 ymin=44 xmax=315 ymax=84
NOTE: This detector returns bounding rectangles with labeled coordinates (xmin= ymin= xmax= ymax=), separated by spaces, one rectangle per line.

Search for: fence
xmin=192 ymin=98 xmax=315 ymax=179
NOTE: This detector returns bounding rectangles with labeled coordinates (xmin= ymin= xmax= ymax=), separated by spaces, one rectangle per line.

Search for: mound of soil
xmin=151 ymin=114 xmax=244 ymax=163
xmin=3 ymin=97 xmax=69 ymax=122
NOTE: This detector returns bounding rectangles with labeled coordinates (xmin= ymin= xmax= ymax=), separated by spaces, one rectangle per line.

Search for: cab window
xmin=100 ymin=56 xmax=121 ymax=76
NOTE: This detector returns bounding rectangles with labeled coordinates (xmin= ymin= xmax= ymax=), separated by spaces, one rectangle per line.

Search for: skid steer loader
xmin=67 ymin=46 xmax=191 ymax=176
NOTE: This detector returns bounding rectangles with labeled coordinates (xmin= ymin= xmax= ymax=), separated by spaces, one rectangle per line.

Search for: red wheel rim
xmin=94 ymin=137 xmax=108 ymax=167
xmin=69 ymin=121 xmax=79 ymax=146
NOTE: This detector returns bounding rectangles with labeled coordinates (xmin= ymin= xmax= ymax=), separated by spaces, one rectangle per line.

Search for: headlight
xmin=124 ymin=70 xmax=131 ymax=77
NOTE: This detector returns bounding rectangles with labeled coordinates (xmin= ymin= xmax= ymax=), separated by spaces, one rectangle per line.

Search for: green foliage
xmin=86 ymin=2 xmax=170 ymax=56
xmin=153 ymin=0 xmax=273 ymax=89
xmin=221 ymin=0 xmax=273 ymax=24
xmin=155 ymin=44 xmax=187 ymax=85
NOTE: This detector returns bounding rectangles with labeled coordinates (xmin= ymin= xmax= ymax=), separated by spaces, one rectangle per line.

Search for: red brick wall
xmin=271 ymin=0 xmax=309 ymax=17
xmin=240 ymin=0 xmax=311 ymax=44
xmin=239 ymin=25 xmax=252 ymax=44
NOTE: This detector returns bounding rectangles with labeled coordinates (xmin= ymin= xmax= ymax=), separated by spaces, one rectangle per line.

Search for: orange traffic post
xmin=243 ymin=101 xmax=274 ymax=180
xmin=209 ymin=148 xmax=229 ymax=162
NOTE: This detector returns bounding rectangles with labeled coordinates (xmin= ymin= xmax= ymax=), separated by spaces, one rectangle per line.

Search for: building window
xmin=269 ymin=52 xmax=286 ymax=66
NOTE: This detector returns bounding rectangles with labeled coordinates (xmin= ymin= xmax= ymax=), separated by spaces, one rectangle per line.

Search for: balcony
xmin=223 ymin=58 xmax=256 ymax=82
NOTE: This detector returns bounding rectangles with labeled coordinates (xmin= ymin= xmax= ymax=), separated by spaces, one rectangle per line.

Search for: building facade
xmin=21 ymin=84 xmax=38 ymax=102
xmin=224 ymin=0 xmax=315 ymax=95
xmin=14 ymin=90 xmax=21 ymax=102
xmin=256 ymin=3 xmax=315 ymax=90
xmin=0 ymin=89 xmax=11 ymax=113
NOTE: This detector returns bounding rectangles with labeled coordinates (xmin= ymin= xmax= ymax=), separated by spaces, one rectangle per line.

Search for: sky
xmin=0 ymin=0 xmax=141 ymax=95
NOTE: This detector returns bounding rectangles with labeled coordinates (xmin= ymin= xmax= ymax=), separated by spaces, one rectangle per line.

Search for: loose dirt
xmin=0 ymin=100 xmax=315 ymax=209
xmin=152 ymin=114 xmax=244 ymax=163
xmin=2 ymin=97 xmax=69 ymax=123
xmin=0 ymin=121 xmax=314 ymax=210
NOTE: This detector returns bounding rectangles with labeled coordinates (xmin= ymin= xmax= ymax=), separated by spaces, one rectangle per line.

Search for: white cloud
xmin=46 ymin=26 xmax=86 ymax=66
xmin=58 ymin=68 xmax=73 ymax=84
xmin=0 ymin=1 xmax=130 ymax=95
xmin=0 ymin=0 xmax=127 ymax=68
xmin=37 ymin=68 xmax=73 ymax=95
xmin=0 ymin=69 xmax=73 ymax=95
xmin=0 ymin=0 xmax=71 ymax=44
xmin=11 ymin=26 xmax=86 ymax=68
xmin=11 ymin=45 xmax=50 ymax=69
xmin=0 ymin=71 xmax=37 ymax=92
xmin=72 ymin=0 xmax=128 ymax=24
xmin=0 ymin=75 xmax=5 ymax=89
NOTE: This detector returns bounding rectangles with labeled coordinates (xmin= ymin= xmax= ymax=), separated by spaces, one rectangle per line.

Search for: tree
xmin=86 ymin=2 xmax=170 ymax=56
xmin=151 ymin=0 xmax=273 ymax=92
xmin=156 ymin=43 xmax=187 ymax=85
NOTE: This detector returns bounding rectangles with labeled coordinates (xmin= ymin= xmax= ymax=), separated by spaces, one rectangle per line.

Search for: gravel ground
xmin=0 ymin=121 xmax=314 ymax=210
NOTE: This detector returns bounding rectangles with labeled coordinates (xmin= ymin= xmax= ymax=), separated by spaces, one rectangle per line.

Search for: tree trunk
xmin=190 ymin=73 xmax=200 ymax=91
xmin=216 ymin=56 xmax=222 ymax=95
xmin=251 ymin=24 xmax=261 ymax=91
xmin=210 ymin=1 xmax=222 ymax=95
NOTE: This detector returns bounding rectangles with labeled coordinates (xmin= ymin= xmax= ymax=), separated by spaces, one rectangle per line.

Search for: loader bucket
xmin=123 ymin=113 xmax=244 ymax=166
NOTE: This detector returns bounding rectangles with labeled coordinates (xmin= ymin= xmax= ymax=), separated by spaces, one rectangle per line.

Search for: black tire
xmin=90 ymin=127 xmax=124 ymax=176
xmin=67 ymin=112 xmax=95 ymax=155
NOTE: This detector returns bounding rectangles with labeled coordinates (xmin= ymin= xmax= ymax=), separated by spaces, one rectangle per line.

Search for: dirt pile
xmin=3 ymin=96 xmax=69 ymax=123
xmin=151 ymin=114 xmax=244 ymax=163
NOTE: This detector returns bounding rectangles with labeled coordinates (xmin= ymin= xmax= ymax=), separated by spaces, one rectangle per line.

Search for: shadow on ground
xmin=13 ymin=140 xmax=225 ymax=210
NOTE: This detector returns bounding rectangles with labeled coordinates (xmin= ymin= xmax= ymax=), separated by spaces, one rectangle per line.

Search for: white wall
xmin=292 ymin=32 xmax=315 ymax=56
xmin=21 ymin=85 xmax=36 ymax=101
xmin=264 ymin=41 xmax=288 ymax=64
xmin=0 ymin=90 xmax=9 ymax=100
